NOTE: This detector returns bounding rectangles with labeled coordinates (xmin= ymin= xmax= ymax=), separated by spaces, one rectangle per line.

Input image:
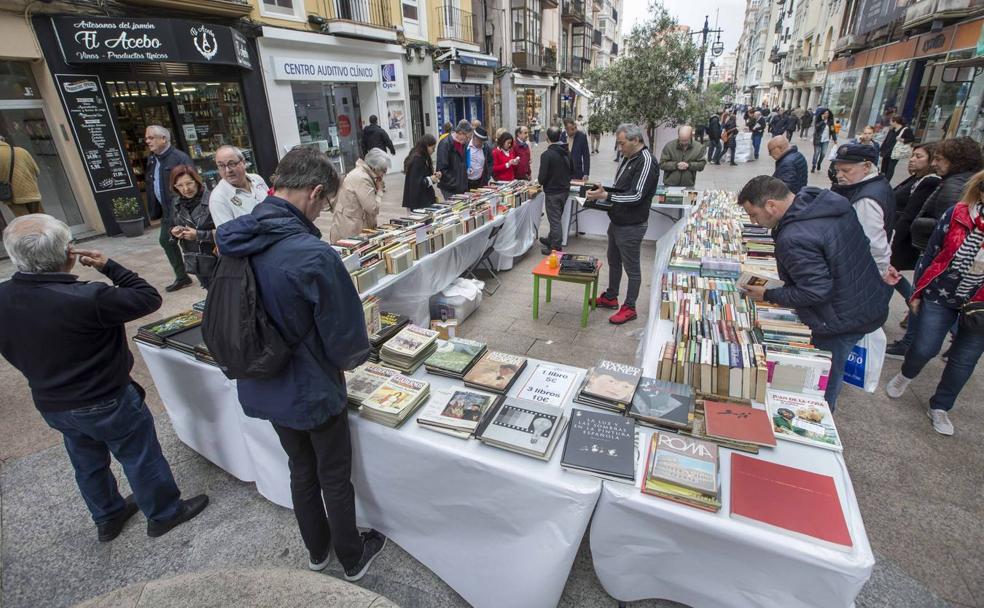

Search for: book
xmin=346 ymin=363 xmax=399 ymax=406
xmin=628 ymin=377 xmax=695 ymax=430
xmin=514 ymin=363 xmax=579 ymax=408
xmin=575 ymin=359 xmax=642 ymax=412
xmin=380 ymin=324 xmax=440 ymax=373
xmin=416 ymin=388 xmax=500 ymax=438
xmin=702 ymin=401 xmax=777 ymax=447
xmin=649 ymin=431 xmax=719 ymax=495
xmin=476 ymin=397 xmax=567 ymax=461
xmin=767 ymin=390 xmax=843 ymax=451
xmin=730 ymin=453 xmax=852 ymax=551
xmin=136 ymin=310 xmax=203 ymax=346
xmin=360 ymin=374 xmax=430 ymax=428
xmin=463 ymin=351 xmax=528 ymax=394
xmin=560 ymin=408 xmax=636 ymax=482
xmin=423 ymin=337 xmax=487 ymax=377
xmin=641 ymin=433 xmax=722 ymax=512
xmin=737 ymin=270 xmax=784 ymax=290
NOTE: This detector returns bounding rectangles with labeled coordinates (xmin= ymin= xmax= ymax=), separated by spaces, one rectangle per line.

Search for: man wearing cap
xmin=466 ymin=127 xmax=493 ymax=189
xmin=831 ymin=143 xmax=898 ymax=282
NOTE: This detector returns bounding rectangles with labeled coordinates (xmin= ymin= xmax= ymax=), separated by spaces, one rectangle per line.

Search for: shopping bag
xmin=843 ymin=328 xmax=887 ymax=393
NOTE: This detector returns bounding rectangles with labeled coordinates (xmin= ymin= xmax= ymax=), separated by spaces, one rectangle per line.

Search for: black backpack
xmin=202 ymin=255 xmax=293 ymax=379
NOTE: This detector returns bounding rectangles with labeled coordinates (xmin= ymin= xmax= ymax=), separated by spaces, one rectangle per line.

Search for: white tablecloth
xmin=562 ymin=198 xmax=689 ymax=244
xmin=490 ymin=192 xmax=545 ymax=271
xmin=590 ymin=429 xmax=874 ymax=608
xmin=137 ymin=343 xmax=600 ymax=608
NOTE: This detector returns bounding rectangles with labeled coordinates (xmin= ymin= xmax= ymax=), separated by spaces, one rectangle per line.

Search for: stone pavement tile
xmin=74 ymin=582 xmax=145 ymax=608
xmin=453 ymin=327 xmax=536 ymax=357
xmin=0 ymin=363 xmax=59 ymax=464
xmin=553 ymin=311 xmax=618 ymax=335
xmin=526 ymin=338 xmax=623 ymax=369
xmin=505 ymin=316 xmax=579 ymax=344
xmin=854 ymin=552 xmax=951 ymax=608
xmin=952 ymin=546 xmax=984 ymax=608
xmin=572 ymin=329 xmax=640 ymax=358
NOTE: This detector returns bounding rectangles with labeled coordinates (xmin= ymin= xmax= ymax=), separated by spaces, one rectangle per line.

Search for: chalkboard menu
xmin=54 ymin=74 xmax=132 ymax=193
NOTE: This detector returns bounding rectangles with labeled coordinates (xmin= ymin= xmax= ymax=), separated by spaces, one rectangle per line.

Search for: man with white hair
xmin=0 ymin=215 xmax=209 ymax=541
xmin=659 ymin=125 xmax=706 ymax=188
xmin=144 ymin=125 xmax=194 ymax=292
xmin=209 ymin=145 xmax=269 ymax=227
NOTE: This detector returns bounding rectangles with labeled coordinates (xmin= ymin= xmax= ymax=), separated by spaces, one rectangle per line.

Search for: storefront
xmin=435 ymin=49 xmax=497 ymax=129
xmin=403 ymin=45 xmax=438 ymax=144
xmin=259 ymin=26 xmax=411 ymax=174
xmin=503 ymin=72 xmax=555 ymax=129
xmin=559 ymin=78 xmax=593 ymax=121
xmin=34 ymin=15 xmax=275 ymax=234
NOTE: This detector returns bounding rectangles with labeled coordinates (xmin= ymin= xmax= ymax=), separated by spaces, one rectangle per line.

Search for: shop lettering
xmin=922 ymin=34 xmax=945 ymax=53
xmin=74 ymin=30 xmax=163 ymax=51
xmin=281 ymin=61 xmax=375 ymax=79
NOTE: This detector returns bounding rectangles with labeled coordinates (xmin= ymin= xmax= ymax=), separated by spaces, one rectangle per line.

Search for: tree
xmin=681 ymin=82 xmax=730 ymax=130
xmin=584 ymin=1 xmax=700 ymax=145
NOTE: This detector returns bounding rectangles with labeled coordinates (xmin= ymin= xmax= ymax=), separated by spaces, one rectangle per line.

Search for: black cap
xmin=831 ymin=143 xmax=879 ymax=164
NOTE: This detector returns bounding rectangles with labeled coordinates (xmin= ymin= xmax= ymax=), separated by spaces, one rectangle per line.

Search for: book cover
xmin=347 ymin=364 xmax=398 ymax=402
xmin=362 ymin=375 xmax=428 ymax=413
xmin=641 ymin=435 xmax=721 ymax=511
xmin=581 ymin=360 xmax=642 ymax=404
xmin=560 ymin=408 xmax=636 ymax=481
xmin=384 ymin=325 xmax=439 ymax=357
xmin=629 ymin=377 xmax=695 ymax=429
xmin=463 ymin=351 xmax=527 ymax=392
xmin=738 ymin=270 xmax=784 ymax=290
xmin=767 ymin=390 xmax=843 ymax=451
xmin=650 ymin=431 xmax=718 ymax=495
xmin=730 ymin=453 xmax=852 ymax=550
xmin=417 ymin=388 xmax=498 ymax=433
xmin=515 ymin=363 xmax=579 ymax=408
xmin=139 ymin=310 xmax=202 ymax=339
xmin=702 ymin=401 xmax=777 ymax=447
xmin=424 ymin=337 xmax=486 ymax=374
xmin=477 ymin=398 xmax=565 ymax=458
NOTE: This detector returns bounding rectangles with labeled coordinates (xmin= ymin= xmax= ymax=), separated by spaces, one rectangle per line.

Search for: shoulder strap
xmin=4 ymin=143 xmax=13 ymax=184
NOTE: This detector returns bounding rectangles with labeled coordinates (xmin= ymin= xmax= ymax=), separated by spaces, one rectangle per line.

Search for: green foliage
xmin=111 ymin=196 xmax=141 ymax=220
xmin=584 ymin=1 xmax=700 ymax=141
xmin=680 ymin=84 xmax=729 ymax=128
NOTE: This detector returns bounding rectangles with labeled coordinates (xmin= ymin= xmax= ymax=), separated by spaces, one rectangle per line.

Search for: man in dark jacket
xmin=215 ymin=147 xmax=386 ymax=580
xmin=360 ymin=115 xmax=396 ymax=156
xmin=737 ymin=177 xmax=892 ymax=409
xmin=537 ymin=127 xmax=573 ymax=254
xmin=750 ymin=111 xmax=767 ymax=160
xmin=783 ymin=112 xmax=798 ymax=140
xmin=706 ymin=114 xmax=722 ymax=164
xmin=562 ymin=118 xmax=591 ymax=179
xmin=586 ymin=123 xmax=659 ymax=325
xmin=436 ymin=120 xmax=473 ymax=198
xmin=0 ymin=214 xmax=208 ymax=541
xmin=768 ymin=136 xmax=808 ymax=194
xmin=769 ymin=110 xmax=787 ymax=137
xmin=144 ymin=125 xmax=193 ymax=292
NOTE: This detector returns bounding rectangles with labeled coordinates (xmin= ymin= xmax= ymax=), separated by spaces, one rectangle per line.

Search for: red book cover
xmin=703 ymin=401 xmax=777 ymax=447
xmin=729 ymin=454 xmax=853 ymax=551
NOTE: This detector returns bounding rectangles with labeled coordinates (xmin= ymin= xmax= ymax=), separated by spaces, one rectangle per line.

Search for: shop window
xmin=261 ymin=0 xmax=306 ymax=22
xmin=0 ymin=63 xmax=40 ymax=100
xmin=291 ymin=82 xmax=363 ymax=176
xmin=516 ymin=88 xmax=543 ymax=126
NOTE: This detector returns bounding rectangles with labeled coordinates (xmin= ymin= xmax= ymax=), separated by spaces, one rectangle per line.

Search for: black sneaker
xmin=165 ymin=277 xmax=193 ymax=292
xmin=97 ymin=495 xmax=139 ymax=542
xmin=884 ymin=341 xmax=909 ymax=360
xmin=541 ymin=246 xmax=552 ymax=255
xmin=538 ymin=237 xmax=550 ymax=248
xmin=344 ymin=530 xmax=387 ymax=582
xmin=147 ymin=495 xmax=209 ymax=538
xmin=308 ymin=550 xmax=331 ymax=572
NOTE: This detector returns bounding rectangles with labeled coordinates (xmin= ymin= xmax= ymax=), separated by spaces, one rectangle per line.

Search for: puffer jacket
xmin=764 ymin=187 xmax=892 ymax=337
xmin=772 ymin=146 xmax=808 ymax=194
xmin=912 ymin=202 xmax=984 ymax=305
xmin=910 ymin=170 xmax=975 ymax=250
xmin=891 ymin=173 xmax=941 ymax=270
xmin=215 ymin=197 xmax=370 ymax=429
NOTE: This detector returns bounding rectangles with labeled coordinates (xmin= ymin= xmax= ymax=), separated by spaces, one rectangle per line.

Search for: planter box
xmin=116 ymin=218 xmax=145 ymax=238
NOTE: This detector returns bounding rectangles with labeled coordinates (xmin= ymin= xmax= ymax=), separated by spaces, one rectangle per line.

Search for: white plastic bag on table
xmin=843 ymin=328 xmax=886 ymax=393
xmin=429 ymin=278 xmax=484 ymax=322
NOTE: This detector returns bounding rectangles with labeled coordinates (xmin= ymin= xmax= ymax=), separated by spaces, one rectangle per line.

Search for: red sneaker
xmin=609 ymin=304 xmax=638 ymax=325
xmin=594 ymin=294 xmax=619 ymax=309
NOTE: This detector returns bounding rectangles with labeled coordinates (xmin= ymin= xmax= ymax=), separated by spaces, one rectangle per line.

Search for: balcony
xmin=543 ymin=47 xmax=558 ymax=72
xmin=118 ymin=0 xmax=251 ymax=17
xmin=434 ymin=4 xmax=479 ymax=50
xmin=833 ymin=33 xmax=864 ymax=54
xmin=569 ymin=56 xmax=590 ymax=76
xmin=562 ymin=0 xmax=586 ymax=23
xmin=514 ymin=42 xmax=545 ymax=71
xmin=788 ymin=54 xmax=816 ymax=79
xmin=592 ymin=29 xmax=602 ymax=47
xmin=318 ymin=0 xmax=397 ymax=41
xmin=904 ymin=0 xmax=982 ymax=30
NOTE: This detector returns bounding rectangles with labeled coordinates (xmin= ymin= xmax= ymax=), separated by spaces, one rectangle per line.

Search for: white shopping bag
xmin=843 ymin=328 xmax=887 ymax=393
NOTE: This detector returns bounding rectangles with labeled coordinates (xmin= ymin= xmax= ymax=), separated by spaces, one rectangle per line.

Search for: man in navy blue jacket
xmin=216 ymin=147 xmax=386 ymax=581
xmin=144 ymin=125 xmax=194 ymax=292
xmin=737 ymin=176 xmax=891 ymax=409
xmin=768 ymin=136 xmax=808 ymax=194
xmin=562 ymin=117 xmax=591 ymax=179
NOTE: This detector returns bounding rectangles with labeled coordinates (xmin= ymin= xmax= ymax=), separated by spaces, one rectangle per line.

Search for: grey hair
xmin=454 ymin=119 xmax=473 ymax=134
xmin=363 ymin=148 xmax=391 ymax=172
xmin=3 ymin=214 xmax=72 ymax=273
xmin=215 ymin=145 xmax=245 ymax=162
xmin=615 ymin=123 xmax=645 ymax=143
xmin=146 ymin=125 xmax=171 ymax=144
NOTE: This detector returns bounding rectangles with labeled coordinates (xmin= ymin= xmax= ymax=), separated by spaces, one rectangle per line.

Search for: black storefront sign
xmin=53 ymin=74 xmax=133 ymax=194
xmin=52 ymin=16 xmax=252 ymax=69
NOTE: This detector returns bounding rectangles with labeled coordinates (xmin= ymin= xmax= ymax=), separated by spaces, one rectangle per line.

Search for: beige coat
xmin=329 ymin=159 xmax=381 ymax=242
xmin=0 ymin=141 xmax=41 ymax=205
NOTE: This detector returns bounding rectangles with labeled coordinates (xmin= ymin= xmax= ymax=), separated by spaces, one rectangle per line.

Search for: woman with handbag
xmin=880 ymin=116 xmax=914 ymax=181
xmin=811 ymin=110 xmax=836 ymax=173
xmin=169 ymin=165 xmax=217 ymax=290
xmin=885 ymin=170 xmax=984 ymax=435
xmin=402 ymin=134 xmax=440 ymax=211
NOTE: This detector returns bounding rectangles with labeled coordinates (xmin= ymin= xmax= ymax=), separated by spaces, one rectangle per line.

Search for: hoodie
xmin=764 ymin=187 xmax=892 ymax=337
xmin=538 ymin=142 xmax=573 ymax=194
xmin=216 ymin=196 xmax=370 ymax=429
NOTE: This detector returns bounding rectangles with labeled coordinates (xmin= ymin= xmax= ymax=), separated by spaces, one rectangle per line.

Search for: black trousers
xmin=272 ymin=410 xmax=363 ymax=569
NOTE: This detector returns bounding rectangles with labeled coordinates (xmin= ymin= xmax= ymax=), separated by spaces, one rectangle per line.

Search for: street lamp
xmin=690 ymin=16 xmax=725 ymax=92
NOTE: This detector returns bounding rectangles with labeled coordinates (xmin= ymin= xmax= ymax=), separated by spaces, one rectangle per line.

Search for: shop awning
xmin=514 ymin=73 xmax=556 ymax=87
xmin=562 ymin=78 xmax=594 ymax=99
xmin=457 ymin=50 xmax=499 ymax=69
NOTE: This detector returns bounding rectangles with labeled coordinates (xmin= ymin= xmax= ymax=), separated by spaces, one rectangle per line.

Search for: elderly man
xmin=769 ymin=136 xmax=808 ymax=194
xmin=436 ymin=120 xmax=473 ymax=198
xmin=216 ymin=147 xmax=386 ymax=580
xmin=209 ymin=145 xmax=269 ymax=227
xmin=586 ymin=123 xmax=659 ymax=324
xmin=737 ymin=177 xmax=892 ymax=409
xmin=466 ymin=127 xmax=493 ymax=189
xmin=0 ymin=215 xmax=208 ymax=541
xmin=513 ymin=125 xmax=532 ymax=180
xmin=831 ymin=144 xmax=897 ymax=281
xmin=659 ymin=126 xmax=706 ymax=188
xmin=144 ymin=125 xmax=193 ymax=292
xmin=562 ymin=118 xmax=590 ymax=179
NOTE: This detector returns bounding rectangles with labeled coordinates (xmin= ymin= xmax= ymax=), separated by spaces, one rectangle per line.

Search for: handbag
xmin=958 ymin=301 xmax=984 ymax=335
xmin=182 ymin=251 xmax=218 ymax=279
xmin=891 ymin=129 xmax=913 ymax=160
xmin=0 ymin=144 xmax=15 ymax=202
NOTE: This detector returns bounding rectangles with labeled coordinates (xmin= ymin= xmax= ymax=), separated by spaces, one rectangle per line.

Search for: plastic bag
xmin=429 ymin=278 xmax=484 ymax=322
xmin=843 ymin=328 xmax=886 ymax=393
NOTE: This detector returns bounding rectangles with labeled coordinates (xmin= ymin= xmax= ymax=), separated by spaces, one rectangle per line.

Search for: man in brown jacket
xmin=0 ymin=137 xmax=43 ymax=216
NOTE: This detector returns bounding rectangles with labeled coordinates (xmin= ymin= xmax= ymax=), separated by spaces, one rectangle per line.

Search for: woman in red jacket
xmin=886 ymin=169 xmax=984 ymax=435
xmin=492 ymin=131 xmax=519 ymax=181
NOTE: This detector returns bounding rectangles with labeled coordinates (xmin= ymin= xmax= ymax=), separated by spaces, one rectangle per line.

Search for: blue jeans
xmin=751 ymin=133 xmax=762 ymax=159
xmin=811 ymin=331 xmax=865 ymax=410
xmin=812 ymin=141 xmax=829 ymax=170
xmin=901 ymin=300 xmax=984 ymax=411
xmin=40 ymin=384 xmax=182 ymax=525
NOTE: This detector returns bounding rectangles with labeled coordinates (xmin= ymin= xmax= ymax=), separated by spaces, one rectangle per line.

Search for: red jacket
xmin=513 ymin=140 xmax=532 ymax=180
xmin=492 ymin=147 xmax=515 ymax=181
xmin=912 ymin=202 xmax=984 ymax=303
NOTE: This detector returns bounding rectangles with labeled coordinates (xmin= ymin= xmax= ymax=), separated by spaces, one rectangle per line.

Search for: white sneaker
xmin=927 ymin=409 xmax=954 ymax=436
xmin=885 ymin=373 xmax=911 ymax=399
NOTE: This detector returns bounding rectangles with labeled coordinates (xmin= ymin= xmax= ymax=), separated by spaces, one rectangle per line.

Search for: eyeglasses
xmin=216 ymin=160 xmax=244 ymax=170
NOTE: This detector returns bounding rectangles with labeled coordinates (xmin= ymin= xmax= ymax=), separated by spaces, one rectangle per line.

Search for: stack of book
xmin=462 ymin=351 xmax=528 ymax=394
xmin=682 ymin=399 xmax=760 ymax=454
xmin=368 ymin=312 xmax=410 ymax=363
xmin=574 ymin=360 xmax=642 ymax=413
xmin=641 ymin=431 xmax=721 ymax=512
xmin=766 ymin=389 xmax=842 ymax=451
xmin=558 ymin=254 xmax=598 ymax=277
xmin=344 ymin=363 xmax=399 ymax=408
xmin=657 ymin=339 xmax=769 ymax=404
xmin=359 ymin=374 xmax=431 ymax=427
xmin=135 ymin=311 xmax=202 ymax=347
xmin=163 ymin=325 xmax=204 ymax=358
xmin=702 ymin=400 xmax=777 ymax=448
xmin=379 ymin=325 xmax=440 ymax=373
xmin=416 ymin=387 xmax=501 ymax=439
xmin=475 ymin=397 xmax=567 ymax=461
xmin=423 ymin=337 xmax=487 ymax=378
xmin=560 ymin=408 xmax=636 ymax=483
xmin=628 ymin=376 xmax=695 ymax=431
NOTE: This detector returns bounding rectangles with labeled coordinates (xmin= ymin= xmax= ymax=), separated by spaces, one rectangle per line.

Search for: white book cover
xmin=479 ymin=398 xmax=565 ymax=458
xmin=766 ymin=389 xmax=842 ymax=452
xmin=515 ymin=364 xmax=579 ymax=408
